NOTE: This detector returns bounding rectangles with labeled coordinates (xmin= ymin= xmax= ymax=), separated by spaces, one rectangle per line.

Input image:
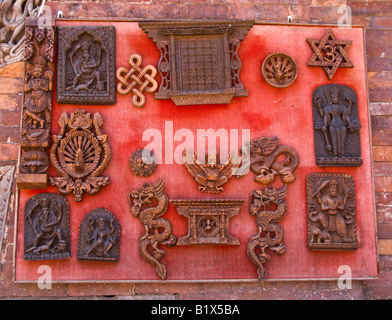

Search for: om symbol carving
xmin=116 ymin=53 xmax=158 ymax=108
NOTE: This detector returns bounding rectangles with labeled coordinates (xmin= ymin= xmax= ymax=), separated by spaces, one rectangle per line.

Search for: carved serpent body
xmin=250 ymin=144 xmax=299 ymax=185
xmin=129 ymin=179 xmax=177 ymax=280
xmin=247 ymin=185 xmax=288 ymax=280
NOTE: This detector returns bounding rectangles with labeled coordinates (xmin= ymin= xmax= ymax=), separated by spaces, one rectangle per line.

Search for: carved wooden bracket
xmin=17 ymin=20 xmax=55 ymax=189
xmin=307 ymin=173 xmax=358 ymax=250
xmin=139 ymin=20 xmax=254 ymax=105
xmin=171 ymin=199 xmax=245 ymax=245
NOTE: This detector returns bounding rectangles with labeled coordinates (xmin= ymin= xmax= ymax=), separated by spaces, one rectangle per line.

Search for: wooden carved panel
xmin=129 ymin=148 xmax=157 ymax=177
xmin=57 ymin=26 xmax=116 ymax=105
xmin=49 ymin=110 xmax=111 ymax=202
xmin=139 ymin=20 xmax=254 ymax=105
xmin=77 ymin=208 xmax=120 ymax=261
xmin=184 ymin=152 xmax=239 ymax=193
xmin=245 ymin=136 xmax=299 ymax=280
xmin=261 ymin=52 xmax=298 ymax=88
xmin=307 ymin=29 xmax=354 ymax=80
xmin=129 ymin=179 xmax=177 ymax=280
xmin=247 ymin=136 xmax=299 ymax=185
xmin=313 ymin=84 xmax=362 ymax=166
xmin=170 ymin=199 xmax=244 ymax=245
xmin=307 ymin=173 xmax=357 ymax=250
xmin=24 ymin=193 xmax=70 ymax=260
xmin=17 ymin=21 xmax=55 ymax=189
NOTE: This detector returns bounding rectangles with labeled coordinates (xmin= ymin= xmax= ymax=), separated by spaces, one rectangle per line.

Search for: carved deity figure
xmin=84 ymin=216 xmax=115 ymax=258
xmin=316 ymin=85 xmax=354 ymax=157
xmin=23 ymin=58 xmax=53 ymax=129
xmin=66 ymin=36 xmax=105 ymax=92
xmin=307 ymin=173 xmax=357 ymax=250
xmin=313 ymin=84 xmax=362 ymax=166
xmin=25 ymin=197 xmax=67 ymax=256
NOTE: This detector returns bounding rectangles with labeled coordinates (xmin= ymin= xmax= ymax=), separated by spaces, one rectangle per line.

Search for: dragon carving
xmin=247 ymin=136 xmax=299 ymax=185
xmin=247 ymin=185 xmax=288 ymax=280
xmin=129 ymin=179 xmax=177 ymax=280
xmin=245 ymin=136 xmax=299 ymax=280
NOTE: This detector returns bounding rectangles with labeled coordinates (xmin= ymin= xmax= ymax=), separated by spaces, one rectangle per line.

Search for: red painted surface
xmin=15 ymin=22 xmax=377 ymax=282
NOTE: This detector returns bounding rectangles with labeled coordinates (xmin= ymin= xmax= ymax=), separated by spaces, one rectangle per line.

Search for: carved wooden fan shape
xmin=262 ymin=53 xmax=297 ymax=88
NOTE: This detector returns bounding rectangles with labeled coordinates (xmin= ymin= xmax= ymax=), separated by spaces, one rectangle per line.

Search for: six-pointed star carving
xmin=306 ymin=29 xmax=354 ymax=80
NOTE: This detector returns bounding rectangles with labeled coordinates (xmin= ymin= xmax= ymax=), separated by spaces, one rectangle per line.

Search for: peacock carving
xmin=49 ymin=110 xmax=111 ymax=202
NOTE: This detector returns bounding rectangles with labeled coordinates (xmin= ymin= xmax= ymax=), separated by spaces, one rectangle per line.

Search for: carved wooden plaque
xmin=307 ymin=173 xmax=357 ymax=250
xmin=24 ymin=193 xmax=70 ymax=260
xmin=307 ymin=29 xmax=354 ymax=80
xmin=57 ymin=26 xmax=116 ymax=105
xmin=139 ymin=20 xmax=254 ymax=105
xmin=313 ymin=84 xmax=362 ymax=167
xmin=261 ymin=52 xmax=298 ymax=88
xmin=17 ymin=21 xmax=55 ymax=189
xmin=77 ymin=208 xmax=120 ymax=261
xmin=49 ymin=110 xmax=111 ymax=202
xmin=171 ymin=199 xmax=244 ymax=245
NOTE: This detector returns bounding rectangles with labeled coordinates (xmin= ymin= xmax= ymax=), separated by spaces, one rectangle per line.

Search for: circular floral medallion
xmin=261 ymin=52 xmax=298 ymax=88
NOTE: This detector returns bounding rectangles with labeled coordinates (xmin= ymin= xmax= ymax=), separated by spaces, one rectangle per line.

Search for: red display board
xmin=15 ymin=21 xmax=377 ymax=282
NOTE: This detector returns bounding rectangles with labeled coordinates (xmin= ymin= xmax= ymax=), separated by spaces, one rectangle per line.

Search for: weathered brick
xmin=366 ymin=30 xmax=392 ymax=44
xmin=0 ymin=143 xmax=18 ymax=161
xmin=0 ymin=126 xmax=19 ymax=144
xmin=375 ymin=176 xmax=392 ymax=192
xmin=377 ymin=223 xmax=392 ymax=239
xmin=373 ymin=146 xmax=392 ymax=161
xmin=369 ymin=102 xmax=392 ymax=115
xmin=0 ymin=78 xmax=23 ymax=94
xmin=0 ymin=94 xmax=19 ymax=110
xmin=367 ymin=43 xmax=392 ymax=58
xmin=371 ymin=115 xmax=392 ymax=130
xmin=367 ymin=57 xmax=392 ymax=72
xmin=372 ymin=130 xmax=392 ymax=146
xmin=374 ymin=162 xmax=392 ymax=176
xmin=369 ymin=87 xmax=392 ymax=102
xmin=350 ymin=1 xmax=392 ymax=17
xmin=0 ymin=110 xmax=21 ymax=126
xmin=370 ymin=16 xmax=392 ymax=30
xmin=0 ymin=62 xmax=23 ymax=78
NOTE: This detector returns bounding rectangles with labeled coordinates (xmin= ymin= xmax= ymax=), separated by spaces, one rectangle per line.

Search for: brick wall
xmin=0 ymin=0 xmax=391 ymax=299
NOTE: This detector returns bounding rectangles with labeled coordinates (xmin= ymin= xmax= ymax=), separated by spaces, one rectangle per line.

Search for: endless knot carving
xmin=307 ymin=29 xmax=353 ymax=80
xmin=49 ymin=110 xmax=111 ymax=202
xmin=129 ymin=179 xmax=177 ymax=280
xmin=261 ymin=52 xmax=297 ymax=88
xmin=307 ymin=173 xmax=357 ymax=250
xmin=24 ymin=193 xmax=70 ymax=261
xmin=78 ymin=208 xmax=120 ymax=261
xmin=116 ymin=53 xmax=158 ymax=108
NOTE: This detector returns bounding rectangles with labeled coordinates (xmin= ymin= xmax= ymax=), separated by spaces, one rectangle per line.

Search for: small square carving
xmin=57 ymin=26 xmax=116 ymax=105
